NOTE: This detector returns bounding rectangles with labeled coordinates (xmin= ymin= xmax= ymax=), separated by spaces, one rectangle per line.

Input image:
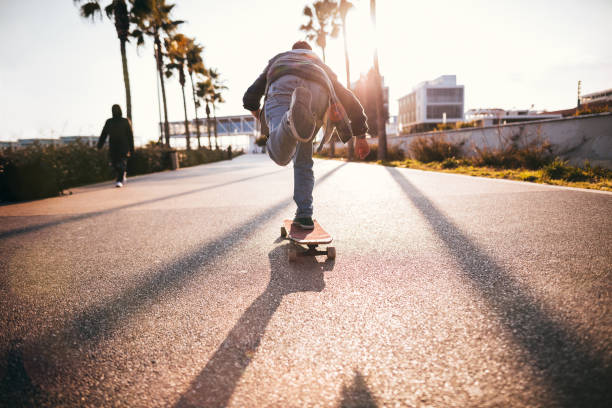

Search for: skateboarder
xmin=97 ymin=104 xmax=134 ymax=188
xmin=243 ymin=41 xmax=370 ymax=229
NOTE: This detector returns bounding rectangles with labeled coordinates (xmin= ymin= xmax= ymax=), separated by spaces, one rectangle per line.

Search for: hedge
xmin=0 ymin=141 xmax=237 ymax=202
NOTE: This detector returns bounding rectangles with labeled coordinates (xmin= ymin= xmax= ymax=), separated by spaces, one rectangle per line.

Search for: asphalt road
xmin=1 ymin=154 xmax=611 ymax=407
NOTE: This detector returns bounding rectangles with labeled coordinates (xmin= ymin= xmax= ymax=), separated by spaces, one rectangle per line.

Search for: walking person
xmin=97 ymin=104 xmax=134 ymax=188
xmin=243 ymin=41 xmax=370 ymax=229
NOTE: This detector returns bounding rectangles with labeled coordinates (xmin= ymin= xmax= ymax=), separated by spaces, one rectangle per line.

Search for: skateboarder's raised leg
xmin=265 ymin=75 xmax=328 ymax=166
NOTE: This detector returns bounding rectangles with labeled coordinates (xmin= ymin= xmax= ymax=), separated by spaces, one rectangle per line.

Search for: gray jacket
xmin=243 ymin=49 xmax=368 ymax=144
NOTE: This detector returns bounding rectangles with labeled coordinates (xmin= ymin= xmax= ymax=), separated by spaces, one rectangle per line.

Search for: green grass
xmin=382 ymin=159 xmax=612 ymax=191
xmin=315 ymin=154 xmax=612 ymax=192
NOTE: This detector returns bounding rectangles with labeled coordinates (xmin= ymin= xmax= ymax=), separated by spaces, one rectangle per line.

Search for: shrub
xmin=435 ymin=123 xmax=454 ymax=131
xmin=0 ymin=142 xmax=234 ymax=202
xmin=441 ymin=157 xmax=460 ymax=169
xmin=575 ymin=104 xmax=610 ymax=116
xmin=409 ymin=135 xmax=464 ymax=163
xmin=0 ymin=141 xmax=112 ymax=201
xmin=457 ymin=121 xmax=478 ymax=129
xmin=473 ymin=132 xmax=552 ymax=169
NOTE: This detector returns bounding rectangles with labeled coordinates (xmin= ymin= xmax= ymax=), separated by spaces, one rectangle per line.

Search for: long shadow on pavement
xmin=338 ymin=370 xmax=379 ymax=408
xmin=386 ymin=167 xmax=611 ymax=407
xmin=174 ymin=244 xmax=334 ymax=408
xmin=69 ymin=162 xmax=345 ymax=343
xmin=1 ymin=162 xmax=347 ymax=405
xmin=0 ymin=168 xmax=286 ymax=240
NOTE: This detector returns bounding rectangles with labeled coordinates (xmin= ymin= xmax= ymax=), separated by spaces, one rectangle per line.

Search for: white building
xmin=580 ymin=88 xmax=612 ymax=105
xmin=398 ymin=75 xmax=464 ymax=133
xmin=465 ymin=109 xmax=561 ymax=126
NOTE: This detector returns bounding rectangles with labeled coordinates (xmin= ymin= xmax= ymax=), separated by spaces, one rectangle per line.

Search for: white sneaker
xmin=288 ymin=87 xmax=316 ymax=142
xmin=115 ymin=182 xmax=123 ymax=188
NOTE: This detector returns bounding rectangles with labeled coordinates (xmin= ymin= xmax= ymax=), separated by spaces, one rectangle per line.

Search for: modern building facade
xmin=398 ymin=75 xmax=464 ymax=133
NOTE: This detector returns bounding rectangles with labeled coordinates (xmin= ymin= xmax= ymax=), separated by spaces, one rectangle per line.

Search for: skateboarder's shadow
xmin=174 ymin=244 xmax=333 ymax=408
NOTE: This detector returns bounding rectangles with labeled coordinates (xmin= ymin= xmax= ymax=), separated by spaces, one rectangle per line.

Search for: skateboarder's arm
xmin=354 ymin=135 xmax=370 ymax=160
xmin=333 ymin=83 xmax=369 ymax=137
xmin=243 ymin=65 xmax=270 ymax=112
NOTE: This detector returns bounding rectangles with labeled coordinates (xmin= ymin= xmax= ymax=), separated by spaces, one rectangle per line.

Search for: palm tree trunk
xmin=213 ymin=103 xmax=219 ymax=149
xmin=119 ymin=39 xmax=132 ymax=122
xmin=370 ymin=0 xmax=387 ymax=160
xmin=181 ymin=83 xmax=191 ymax=150
xmin=155 ymin=34 xmax=171 ymax=146
xmin=189 ymin=72 xmax=201 ymax=149
xmin=341 ymin=21 xmax=354 ymax=161
xmin=206 ymin=102 xmax=212 ymax=149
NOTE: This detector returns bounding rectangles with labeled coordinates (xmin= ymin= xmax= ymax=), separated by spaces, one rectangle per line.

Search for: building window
xmin=426 ymin=88 xmax=463 ymax=103
xmin=426 ymin=105 xmax=462 ymax=119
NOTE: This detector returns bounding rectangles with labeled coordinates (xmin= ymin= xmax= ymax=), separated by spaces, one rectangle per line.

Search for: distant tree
xmin=370 ymin=0 xmax=387 ymax=160
xmin=74 ymin=0 xmax=149 ymax=123
xmin=337 ymin=0 xmax=355 ymax=159
xmin=131 ymin=0 xmax=182 ymax=146
xmin=185 ymin=39 xmax=207 ymax=149
xmin=196 ymin=79 xmax=213 ymax=149
xmin=165 ymin=33 xmax=193 ymax=150
xmin=206 ymin=69 xmax=227 ymax=149
xmin=300 ymin=0 xmax=340 ymax=63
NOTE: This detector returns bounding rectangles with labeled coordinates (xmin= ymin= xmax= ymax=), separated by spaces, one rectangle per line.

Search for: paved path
xmin=1 ymin=154 xmax=611 ymax=407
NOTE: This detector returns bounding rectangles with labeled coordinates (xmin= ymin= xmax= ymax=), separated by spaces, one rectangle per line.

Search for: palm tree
xmin=74 ymin=0 xmax=147 ymax=122
xmin=165 ymin=33 xmax=193 ymax=150
xmin=196 ymin=79 xmax=213 ymax=149
xmin=370 ymin=0 xmax=387 ymax=160
xmin=300 ymin=0 xmax=340 ymax=63
xmin=131 ymin=0 xmax=182 ymax=146
xmin=337 ymin=0 xmax=355 ymax=159
xmin=207 ymin=69 xmax=227 ymax=150
xmin=186 ymin=39 xmax=207 ymax=149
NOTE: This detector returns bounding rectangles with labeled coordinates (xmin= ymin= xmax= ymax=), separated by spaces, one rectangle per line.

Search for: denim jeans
xmin=112 ymin=157 xmax=127 ymax=183
xmin=265 ymin=75 xmax=329 ymax=218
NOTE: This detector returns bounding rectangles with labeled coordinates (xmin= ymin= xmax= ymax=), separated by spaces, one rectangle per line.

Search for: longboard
xmin=280 ymin=219 xmax=335 ymax=262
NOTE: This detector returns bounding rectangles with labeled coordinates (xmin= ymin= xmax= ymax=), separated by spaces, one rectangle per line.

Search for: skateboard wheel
xmin=327 ymin=246 xmax=336 ymax=260
xmin=280 ymin=226 xmax=287 ymax=238
xmin=288 ymin=248 xmax=297 ymax=262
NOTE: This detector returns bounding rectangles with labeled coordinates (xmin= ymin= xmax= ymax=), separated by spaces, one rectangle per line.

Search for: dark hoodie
xmin=97 ymin=105 xmax=134 ymax=160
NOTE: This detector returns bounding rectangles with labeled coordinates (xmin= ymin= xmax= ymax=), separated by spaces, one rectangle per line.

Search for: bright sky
xmin=1 ymin=0 xmax=610 ymax=145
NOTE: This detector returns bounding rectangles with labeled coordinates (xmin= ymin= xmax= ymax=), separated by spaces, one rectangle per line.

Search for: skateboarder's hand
xmin=355 ymin=136 xmax=370 ymax=160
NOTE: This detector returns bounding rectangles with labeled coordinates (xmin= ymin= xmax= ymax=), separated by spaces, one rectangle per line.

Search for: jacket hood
xmin=112 ymin=104 xmax=122 ymax=118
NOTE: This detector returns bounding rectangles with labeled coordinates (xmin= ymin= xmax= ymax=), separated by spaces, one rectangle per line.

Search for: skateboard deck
xmin=280 ymin=219 xmax=335 ymax=261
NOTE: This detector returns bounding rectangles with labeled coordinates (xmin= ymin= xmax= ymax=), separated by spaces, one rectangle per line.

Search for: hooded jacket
xmin=97 ymin=106 xmax=134 ymax=160
xmin=243 ymin=49 xmax=368 ymax=145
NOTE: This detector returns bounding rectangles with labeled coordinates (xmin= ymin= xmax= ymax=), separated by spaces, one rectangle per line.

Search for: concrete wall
xmin=356 ymin=113 xmax=612 ymax=169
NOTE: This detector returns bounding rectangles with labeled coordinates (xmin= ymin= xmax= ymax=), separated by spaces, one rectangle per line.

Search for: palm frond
xmin=104 ymin=3 xmax=114 ymax=18
xmin=79 ymin=2 xmax=102 ymax=20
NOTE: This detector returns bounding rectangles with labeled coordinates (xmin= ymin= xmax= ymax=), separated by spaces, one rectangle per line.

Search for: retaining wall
xmin=356 ymin=113 xmax=612 ymax=169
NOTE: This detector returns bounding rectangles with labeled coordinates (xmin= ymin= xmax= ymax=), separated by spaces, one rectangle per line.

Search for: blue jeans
xmin=265 ymin=75 xmax=329 ymax=218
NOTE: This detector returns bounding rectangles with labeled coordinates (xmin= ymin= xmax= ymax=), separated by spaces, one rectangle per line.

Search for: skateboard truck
xmin=280 ymin=220 xmax=335 ymax=262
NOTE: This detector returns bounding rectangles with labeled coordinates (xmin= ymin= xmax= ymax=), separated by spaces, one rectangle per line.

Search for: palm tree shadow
xmin=385 ymin=167 xmax=612 ymax=407
xmin=338 ymin=370 xmax=379 ymax=408
xmin=174 ymin=244 xmax=334 ymax=408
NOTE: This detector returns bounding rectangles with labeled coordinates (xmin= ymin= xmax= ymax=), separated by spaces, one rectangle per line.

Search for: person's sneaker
xmin=287 ymin=87 xmax=316 ymax=142
xmin=115 ymin=181 xmax=123 ymax=188
xmin=292 ymin=216 xmax=315 ymax=230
